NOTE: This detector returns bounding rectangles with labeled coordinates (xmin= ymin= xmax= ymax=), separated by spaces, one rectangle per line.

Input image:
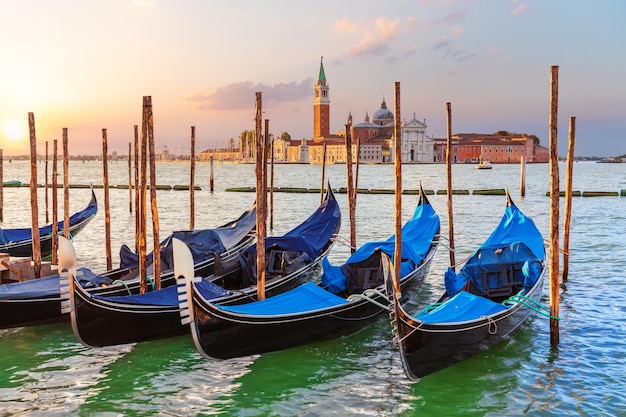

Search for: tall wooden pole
xmin=134 ymin=125 xmax=140 ymax=252
xmin=209 ymin=156 xmax=214 ymax=193
xmin=190 ymin=126 xmax=196 ymax=230
xmin=0 ymin=149 xmax=3 ymax=222
xmin=548 ymin=65 xmax=560 ymax=345
xmin=345 ymin=124 xmax=356 ymax=254
xmin=270 ymin=137 xmax=275 ymax=232
xmin=102 ymin=129 xmax=112 ymax=270
xmin=255 ymin=92 xmax=266 ymax=300
xmin=45 ymin=141 xmax=49 ymax=223
xmin=147 ymin=97 xmax=161 ymax=290
xmin=320 ymin=142 xmax=327 ymax=204
xmin=446 ymin=102 xmax=456 ymax=269
xmin=51 ymin=140 xmax=58 ymax=265
xmin=354 ymin=136 xmax=361 ymax=203
xmin=519 ymin=156 xmax=526 ymax=197
xmin=128 ymin=142 xmax=132 ymax=213
xmin=263 ymin=120 xmax=269 ymax=233
xmin=62 ymin=128 xmax=69 ymax=240
xmin=393 ymin=82 xmax=402 ymax=288
xmin=139 ymin=98 xmax=148 ymax=293
xmin=28 ymin=113 xmax=42 ymax=278
xmin=563 ymin=116 xmax=576 ymax=282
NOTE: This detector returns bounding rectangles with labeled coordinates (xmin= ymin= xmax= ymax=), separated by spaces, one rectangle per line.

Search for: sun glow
xmin=2 ymin=121 xmax=26 ymax=142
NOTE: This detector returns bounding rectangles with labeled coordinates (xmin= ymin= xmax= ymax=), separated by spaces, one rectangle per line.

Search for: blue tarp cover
xmin=92 ymin=280 xmax=231 ymax=306
xmin=119 ymin=205 xmax=256 ymax=269
xmin=321 ymin=202 xmax=439 ymax=293
xmin=0 ymin=268 xmax=110 ymax=300
xmin=417 ymin=291 xmax=508 ymax=324
xmin=218 ymin=282 xmax=349 ymax=316
xmin=0 ymin=191 xmax=97 ymax=244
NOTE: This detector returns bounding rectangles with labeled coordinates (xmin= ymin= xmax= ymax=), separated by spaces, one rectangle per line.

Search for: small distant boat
xmin=475 ymin=158 xmax=492 ymax=170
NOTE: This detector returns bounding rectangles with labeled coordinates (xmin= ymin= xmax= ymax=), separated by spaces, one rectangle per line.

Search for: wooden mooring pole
xmin=563 ymin=116 xmax=576 ymax=282
xmin=255 ymin=92 xmax=266 ymax=300
xmin=51 ymin=140 xmax=58 ymax=265
xmin=134 ymin=125 xmax=140 ymax=252
xmin=139 ymin=99 xmax=149 ymax=293
xmin=0 ymin=149 xmax=3 ymax=222
xmin=102 ymin=129 xmax=112 ymax=270
xmin=270 ymin=138 xmax=274 ymax=232
xmin=519 ymin=156 xmax=526 ymax=197
xmin=548 ymin=65 xmax=560 ymax=345
xmin=209 ymin=156 xmax=215 ymax=193
xmin=147 ymin=97 xmax=160 ymax=290
xmin=190 ymin=126 xmax=195 ymax=230
xmin=345 ymin=123 xmax=356 ymax=254
xmin=393 ymin=82 xmax=402 ymax=288
xmin=28 ymin=113 xmax=42 ymax=278
xmin=354 ymin=136 xmax=360 ymax=204
xmin=128 ymin=142 xmax=132 ymax=213
xmin=320 ymin=142 xmax=327 ymax=204
xmin=446 ymin=102 xmax=456 ymax=270
xmin=45 ymin=141 xmax=49 ymax=223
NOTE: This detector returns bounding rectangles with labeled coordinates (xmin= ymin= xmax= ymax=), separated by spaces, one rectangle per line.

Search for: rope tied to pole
xmin=503 ymin=294 xmax=560 ymax=320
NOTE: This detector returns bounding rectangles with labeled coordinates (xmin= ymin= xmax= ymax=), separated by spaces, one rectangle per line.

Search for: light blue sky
xmin=1 ymin=0 xmax=624 ymax=157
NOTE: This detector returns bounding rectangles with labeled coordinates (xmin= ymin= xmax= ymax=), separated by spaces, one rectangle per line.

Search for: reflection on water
xmin=1 ymin=161 xmax=625 ymax=415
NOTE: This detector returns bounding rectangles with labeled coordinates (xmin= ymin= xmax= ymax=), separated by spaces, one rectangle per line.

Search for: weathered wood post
xmin=134 ymin=125 xmax=139 ymax=252
xmin=128 ymin=142 xmax=132 ymax=213
xmin=263 ymin=120 xmax=269 ymax=230
xmin=354 ymin=136 xmax=361 ymax=203
xmin=255 ymin=92 xmax=266 ymax=300
xmin=190 ymin=126 xmax=196 ymax=230
xmin=320 ymin=142 xmax=327 ymax=204
xmin=45 ymin=141 xmax=49 ymax=223
xmin=563 ymin=116 xmax=576 ymax=282
xmin=63 ymin=128 xmax=70 ymax=240
xmin=28 ymin=113 xmax=42 ymax=278
xmin=446 ymin=102 xmax=456 ymax=270
xmin=345 ymin=124 xmax=356 ymax=254
xmin=393 ymin=82 xmax=402 ymax=287
xmin=519 ymin=156 xmax=526 ymax=197
xmin=147 ymin=97 xmax=161 ymax=290
xmin=51 ymin=140 xmax=58 ymax=265
xmin=548 ymin=65 xmax=560 ymax=345
xmin=139 ymin=99 xmax=149 ymax=293
xmin=0 ymin=149 xmax=3 ymax=222
xmin=102 ymin=129 xmax=112 ymax=270
xmin=209 ymin=156 xmax=214 ymax=193
xmin=270 ymin=137 xmax=275 ymax=232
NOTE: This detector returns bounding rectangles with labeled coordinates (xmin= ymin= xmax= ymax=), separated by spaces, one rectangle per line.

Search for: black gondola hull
xmin=190 ymin=241 xmax=437 ymax=360
xmin=396 ymin=271 xmax=545 ymax=379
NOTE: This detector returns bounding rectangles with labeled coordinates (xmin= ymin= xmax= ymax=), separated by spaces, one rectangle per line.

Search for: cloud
xmin=187 ymin=78 xmax=314 ymax=111
xmin=348 ymin=33 xmax=390 ymax=57
xmin=511 ymin=4 xmax=529 ymax=16
xmin=338 ymin=17 xmax=401 ymax=58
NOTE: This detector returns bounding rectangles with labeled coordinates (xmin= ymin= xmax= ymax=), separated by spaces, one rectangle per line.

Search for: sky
xmin=1 ymin=0 xmax=625 ymax=157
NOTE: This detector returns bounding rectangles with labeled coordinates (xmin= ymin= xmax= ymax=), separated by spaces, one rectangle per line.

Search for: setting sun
xmin=2 ymin=121 xmax=26 ymax=142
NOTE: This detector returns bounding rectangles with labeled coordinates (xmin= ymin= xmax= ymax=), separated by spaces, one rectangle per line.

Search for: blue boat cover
xmin=0 ymin=192 xmax=97 ymax=244
xmin=219 ymin=282 xmax=349 ymax=316
xmin=417 ymin=291 xmax=508 ymax=324
xmin=92 ymin=280 xmax=231 ymax=306
xmin=119 ymin=205 xmax=256 ymax=269
xmin=243 ymin=194 xmax=340 ymax=258
xmin=0 ymin=268 xmax=111 ymax=300
xmin=321 ymin=202 xmax=440 ymax=293
xmin=444 ymin=203 xmax=545 ymax=297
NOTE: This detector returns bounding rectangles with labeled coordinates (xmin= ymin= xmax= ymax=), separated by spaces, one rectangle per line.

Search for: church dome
xmin=372 ymin=98 xmax=394 ymax=121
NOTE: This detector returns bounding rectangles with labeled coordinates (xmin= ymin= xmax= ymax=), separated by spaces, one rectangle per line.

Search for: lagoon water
xmin=0 ymin=160 xmax=624 ymax=416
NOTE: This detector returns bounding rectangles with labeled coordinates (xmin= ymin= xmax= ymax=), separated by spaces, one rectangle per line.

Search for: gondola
xmin=0 ymin=188 xmax=98 ymax=258
xmin=184 ymin=185 xmax=440 ymax=360
xmin=0 ymin=203 xmax=256 ymax=329
xmin=385 ymin=192 xmax=546 ymax=379
xmin=66 ymin=188 xmax=341 ymax=347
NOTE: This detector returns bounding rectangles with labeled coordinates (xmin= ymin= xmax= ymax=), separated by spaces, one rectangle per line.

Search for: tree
xmin=279 ymin=131 xmax=292 ymax=141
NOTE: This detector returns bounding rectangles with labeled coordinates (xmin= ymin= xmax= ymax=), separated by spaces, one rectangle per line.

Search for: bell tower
xmin=313 ymin=56 xmax=330 ymax=138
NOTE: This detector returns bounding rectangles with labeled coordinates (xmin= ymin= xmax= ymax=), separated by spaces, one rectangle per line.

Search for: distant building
xmin=198 ymin=147 xmax=241 ymax=162
xmin=433 ymin=134 xmax=549 ymax=163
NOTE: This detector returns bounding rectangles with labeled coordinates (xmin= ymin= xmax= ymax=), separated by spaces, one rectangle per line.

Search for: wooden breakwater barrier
xmin=226 ymin=187 xmax=626 ymax=196
xmin=5 ymin=183 xmax=201 ymax=191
